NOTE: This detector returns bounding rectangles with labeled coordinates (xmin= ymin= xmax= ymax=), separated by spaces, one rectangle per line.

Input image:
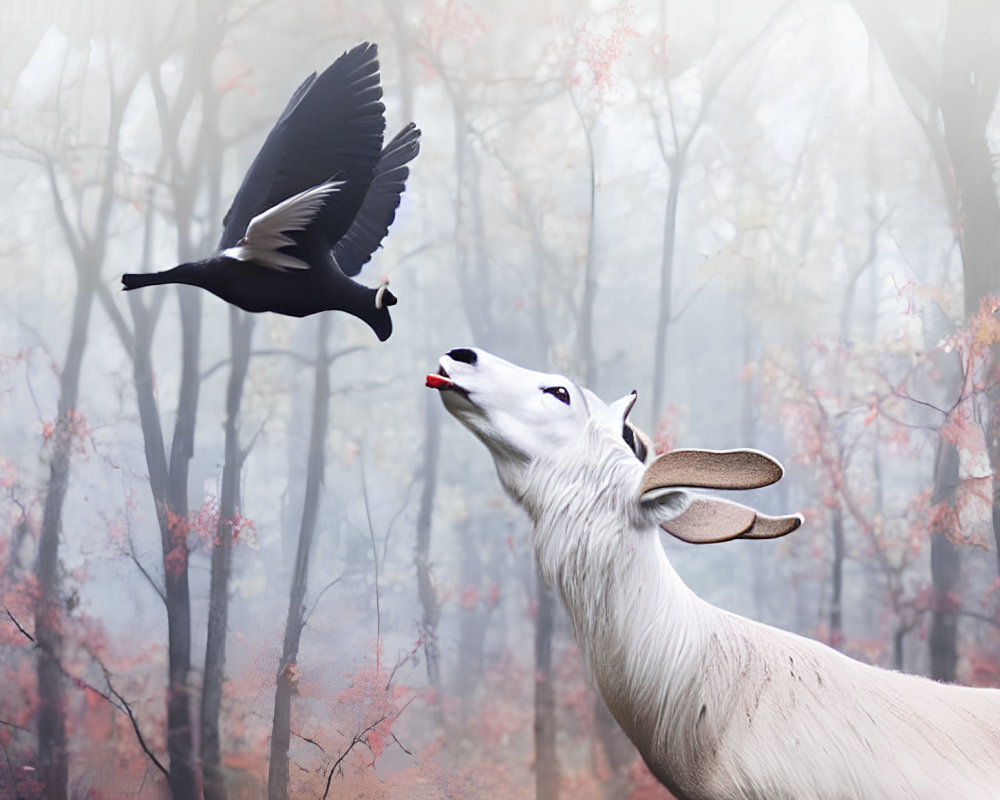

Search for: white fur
xmin=435 ymin=348 xmax=1000 ymax=800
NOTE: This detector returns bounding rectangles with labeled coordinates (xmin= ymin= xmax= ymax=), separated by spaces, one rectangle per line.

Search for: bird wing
xmin=219 ymin=42 xmax=385 ymax=251
xmin=330 ymin=123 xmax=421 ymax=277
xmin=220 ymin=178 xmax=343 ymax=271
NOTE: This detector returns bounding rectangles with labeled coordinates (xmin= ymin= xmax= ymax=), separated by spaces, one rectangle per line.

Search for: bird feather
xmin=221 ymin=178 xmax=343 ymax=271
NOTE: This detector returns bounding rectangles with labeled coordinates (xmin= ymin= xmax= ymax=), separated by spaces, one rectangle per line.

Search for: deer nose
xmin=447 ymin=348 xmax=478 ymax=365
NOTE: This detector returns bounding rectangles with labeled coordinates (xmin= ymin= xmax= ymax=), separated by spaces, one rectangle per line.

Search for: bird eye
xmin=543 ymin=386 xmax=571 ymax=406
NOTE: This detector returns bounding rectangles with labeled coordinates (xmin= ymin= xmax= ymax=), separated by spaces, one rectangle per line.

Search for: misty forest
xmin=2 ymin=0 xmax=1000 ymax=798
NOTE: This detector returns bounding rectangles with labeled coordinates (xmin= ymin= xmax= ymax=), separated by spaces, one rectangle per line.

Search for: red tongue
xmin=425 ymin=373 xmax=452 ymax=389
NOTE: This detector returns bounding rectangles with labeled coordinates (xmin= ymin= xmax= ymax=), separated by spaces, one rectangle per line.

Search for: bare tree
xmin=21 ymin=42 xmax=143 ymax=798
xmin=201 ymin=309 xmax=253 ymax=800
xmin=850 ymin=0 xmax=1000 ymax=680
xmin=86 ymin=4 xmax=237 ymax=793
xmin=267 ymin=315 xmax=332 ymax=800
xmin=647 ymin=0 xmax=791 ymax=427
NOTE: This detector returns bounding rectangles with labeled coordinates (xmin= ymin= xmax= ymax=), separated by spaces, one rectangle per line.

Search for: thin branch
xmin=956 ymin=608 xmax=1000 ymax=630
xmin=200 ymin=357 xmax=235 ymax=383
xmin=201 ymin=346 xmax=331 ymax=381
xmin=250 ymin=347 xmax=312 ymax=365
xmin=302 ymin=569 xmax=349 ymax=631
xmin=238 ymin=413 xmax=269 ymax=467
xmin=328 ymin=344 xmax=367 ymax=365
xmin=330 ymin=378 xmax=394 ymax=397
xmin=44 ymin=157 xmax=84 ymax=263
xmin=381 ymin=476 xmax=418 ymax=567
xmin=126 ymin=534 xmax=166 ymax=605
xmin=390 ymin=732 xmax=412 ymax=756
xmin=669 ymin=279 xmax=711 ymax=324
xmin=0 ymin=718 xmax=31 ymax=734
xmin=4 ymin=607 xmax=169 ymax=780
xmin=95 ymin=658 xmax=169 ymax=781
xmin=5 ymin=608 xmax=33 ymax=642
xmin=360 ymin=461 xmax=381 ymax=672
xmin=0 ymin=725 xmax=24 ymax=800
xmin=96 ymin=281 xmax=136 ymax=354
xmin=320 ymin=714 xmax=391 ymax=800
xmin=291 ymin=730 xmax=329 ymax=757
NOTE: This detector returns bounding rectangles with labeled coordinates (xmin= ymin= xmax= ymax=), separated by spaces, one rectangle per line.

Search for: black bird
xmin=122 ymin=42 xmax=420 ymax=341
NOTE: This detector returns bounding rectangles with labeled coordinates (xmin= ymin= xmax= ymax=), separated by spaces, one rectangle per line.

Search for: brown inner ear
xmin=737 ymin=512 xmax=803 ymax=540
xmin=660 ymin=497 xmax=756 ymax=544
xmin=641 ymin=449 xmax=783 ymax=495
xmin=658 ymin=499 xmax=803 ymax=545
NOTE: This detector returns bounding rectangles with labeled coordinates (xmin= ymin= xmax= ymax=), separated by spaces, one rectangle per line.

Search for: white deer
xmin=427 ymin=347 xmax=1000 ymax=800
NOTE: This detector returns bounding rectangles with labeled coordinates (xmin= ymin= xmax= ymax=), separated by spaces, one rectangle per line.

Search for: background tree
xmin=850 ymin=0 xmax=1000 ymax=680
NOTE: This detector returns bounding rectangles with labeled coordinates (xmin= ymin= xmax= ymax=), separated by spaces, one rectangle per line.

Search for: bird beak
xmin=374 ymin=281 xmax=396 ymax=310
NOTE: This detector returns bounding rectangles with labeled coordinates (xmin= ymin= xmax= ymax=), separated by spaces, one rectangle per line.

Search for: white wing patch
xmin=221 ymin=178 xmax=343 ymax=271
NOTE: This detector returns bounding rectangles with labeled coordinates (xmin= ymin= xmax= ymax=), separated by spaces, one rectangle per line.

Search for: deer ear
xmin=605 ymin=390 xmax=637 ymax=427
xmin=639 ymin=447 xmax=802 ymax=545
xmin=655 ymin=496 xmax=803 ymax=544
xmin=640 ymin=448 xmax=783 ymax=496
xmin=737 ymin=510 xmax=804 ymax=540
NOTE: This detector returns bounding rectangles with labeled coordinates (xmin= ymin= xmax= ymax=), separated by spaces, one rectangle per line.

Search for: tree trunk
xmin=990 ymin=404 xmax=1000 ymax=575
xmin=414 ymin=397 xmax=443 ymax=703
xmin=929 ymin=439 xmax=961 ymax=682
xmin=594 ymin=698 xmax=633 ymax=800
xmin=268 ymin=316 xmax=330 ymax=800
xmin=163 ymin=287 xmax=203 ymax=800
xmin=454 ymin=525 xmax=486 ymax=721
xmin=939 ymin=0 xmax=1000 ymax=315
xmin=578 ymin=115 xmax=599 ymax=389
xmin=650 ymin=167 xmax=683 ymax=429
xmin=448 ymin=99 xmax=494 ymax=348
xmin=202 ymin=309 xmax=254 ymax=800
xmin=892 ymin=619 xmax=918 ymax=672
xmin=34 ymin=272 xmax=95 ymax=798
xmin=938 ymin=0 xmax=1000 ymax=583
xmin=829 ymin=508 xmax=844 ymax=650
xmin=129 ymin=283 xmax=203 ymax=799
xmin=851 ymin=0 xmax=1000 ymax=681
xmin=534 ymin=575 xmax=560 ymax=800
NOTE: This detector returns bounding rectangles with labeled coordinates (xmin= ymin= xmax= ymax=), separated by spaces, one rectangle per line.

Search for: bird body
xmin=122 ymin=42 xmax=419 ymax=341
xmin=122 ymin=255 xmax=395 ymax=334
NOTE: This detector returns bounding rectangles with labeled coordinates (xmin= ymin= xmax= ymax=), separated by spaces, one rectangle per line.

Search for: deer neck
xmin=523 ymin=426 xmax=712 ymax=739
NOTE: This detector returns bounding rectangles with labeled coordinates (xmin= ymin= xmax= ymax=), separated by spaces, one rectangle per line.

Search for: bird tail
xmin=122 ymin=272 xmax=169 ymax=291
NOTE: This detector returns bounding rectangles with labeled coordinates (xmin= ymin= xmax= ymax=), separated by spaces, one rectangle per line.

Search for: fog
xmin=2 ymin=0 xmax=999 ymax=798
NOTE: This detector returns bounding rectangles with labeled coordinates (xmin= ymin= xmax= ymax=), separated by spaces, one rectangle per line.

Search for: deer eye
xmin=543 ymin=386 xmax=571 ymax=406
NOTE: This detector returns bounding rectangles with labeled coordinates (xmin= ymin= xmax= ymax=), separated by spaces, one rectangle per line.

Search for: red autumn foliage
xmin=967 ymin=646 xmax=1000 ymax=689
xmin=628 ymin=755 xmax=679 ymax=799
xmin=422 ymin=0 xmax=491 ymax=51
xmin=164 ymin=496 xmax=259 ymax=562
xmin=418 ymin=0 xmax=492 ymax=79
xmin=40 ymin=409 xmax=94 ymax=456
xmin=568 ymin=1 xmax=641 ymax=96
xmin=653 ymin=405 xmax=686 ymax=455
xmin=458 ymin=584 xmax=479 ymax=610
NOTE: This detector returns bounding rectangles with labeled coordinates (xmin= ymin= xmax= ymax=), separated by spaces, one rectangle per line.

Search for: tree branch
xmin=43 ymin=157 xmax=83 ymax=264
xmin=201 ymin=345 xmax=341 ymax=382
xmin=302 ymin=569 xmax=349 ymax=632
xmin=96 ymin=281 xmax=135 ymax=355
xmin=5 ymin=608 xmax=33 ymax=642
xmin=94 ymin=657 xmax=169 ymax=782
xmin=4 ymin=607 xmax=169 ymax=780
xmin=320 ymin=714 xmax=392 ymax=800
xmin=126 ymin=533 xmax=167 ymax=605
